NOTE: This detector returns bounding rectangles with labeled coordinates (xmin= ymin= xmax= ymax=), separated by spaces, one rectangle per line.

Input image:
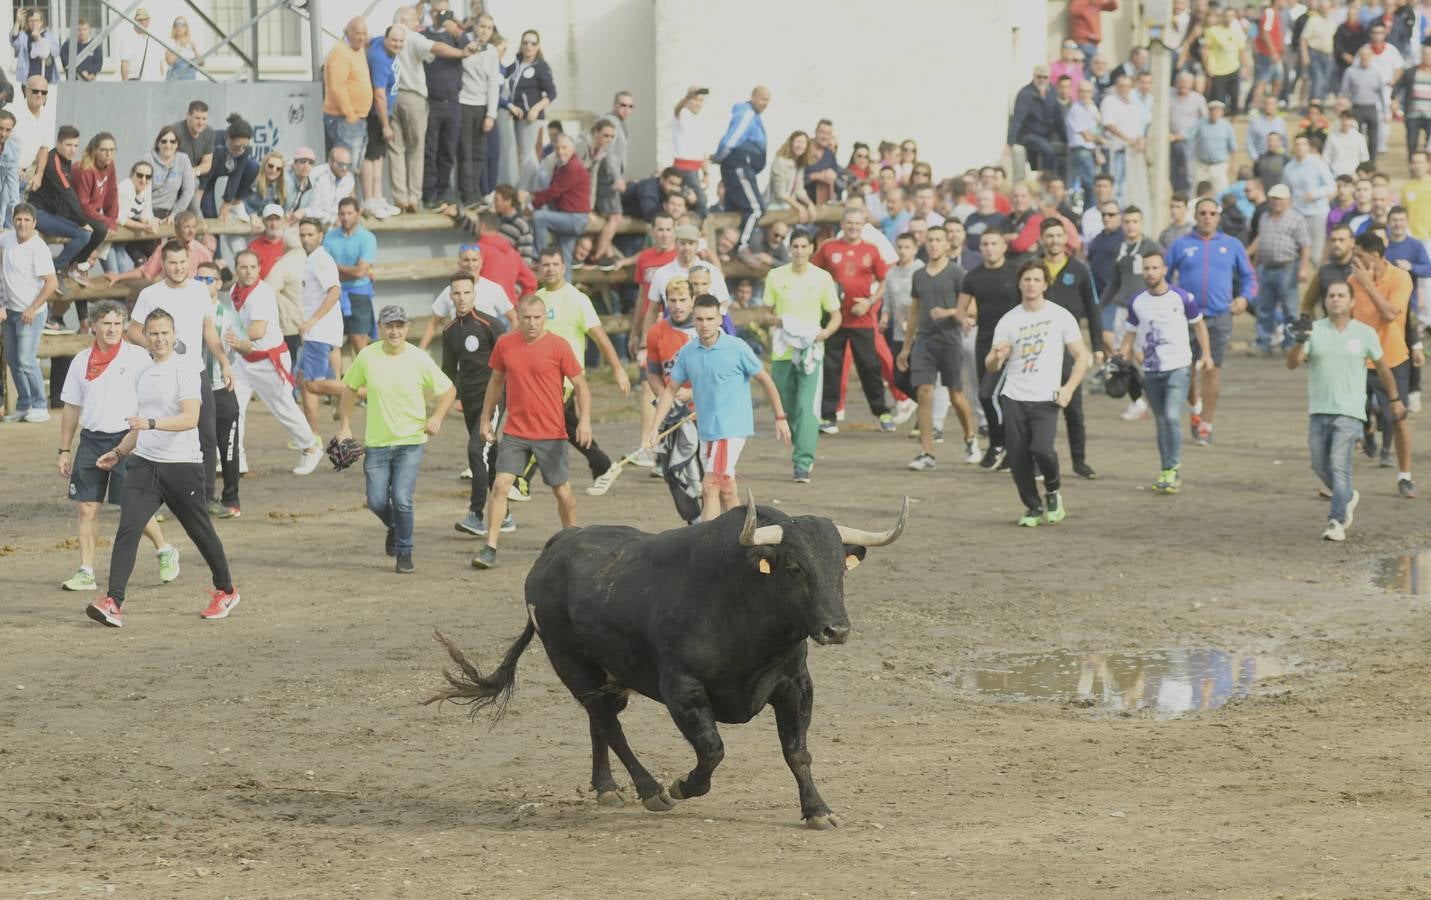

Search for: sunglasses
xmin=521 ymin=39 xmax=537 ymax=45
xmin=331 ymin=160 xmax=349 ymax=169
xmin=618 ymin=102 xmax=634 ymax=109
xmin=265 ymin=163 xmax=283 ymax=170
xmin=158 ymin=137 xmax=177 ymax=144
xmin=195 ymin=275 xmax=216 ymax=284
xmin=134 ymin=172 xmax=152 ymax=180
xmin=294 ymin=158 xmax=314 ymax=164
xmin=30 ymin=88 xmax=48 ymax=96
xmin=1102 ymin=211 xmax=1119 ymax=218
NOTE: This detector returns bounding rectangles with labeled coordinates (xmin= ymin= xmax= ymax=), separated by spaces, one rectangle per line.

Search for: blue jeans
xmin=2 ymin=305 xmax=47 ymax=412
xmin=363 ymin=443 xmax=425 ymax=555
xmin=533 ymin=209 xmax=589 ymax=277
xmin=324 ymin=113 xmax=368 ymax=170
xmin=1107 ymin=147 xmax=1128 ymax=203
xmin=1255 ymin=263 xmax=1298 ymax=349
xmin=1305 ymin=50 xmax=1333 ymax=103
xmin=1067 ymin=147 xmax=1097 ymax=201
xmin=1308 ymin=413 xmax=1360 ymax=523
xmin=1143 ymin=366 xmax=1191 ymax=471
xmin=31 ymin=208 xmax=91 ymax=271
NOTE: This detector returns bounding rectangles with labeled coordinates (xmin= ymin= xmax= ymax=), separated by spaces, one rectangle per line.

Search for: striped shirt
xmin=1256 ymin=209 xmax=1311 ymax=265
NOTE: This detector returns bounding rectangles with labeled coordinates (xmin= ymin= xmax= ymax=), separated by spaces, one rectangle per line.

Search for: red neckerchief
xmin=85 ymin=339 xmax=121 ymax=381
xmin=230 ymin=280 xmax=258 ymax=311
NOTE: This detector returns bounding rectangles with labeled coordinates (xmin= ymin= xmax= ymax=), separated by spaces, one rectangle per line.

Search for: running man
xmin=86 ymin=309 xmax=241 ymax=627
xmin=1118 ymin=251 xmax=1212 ymax=493
xmin=472 ymin=295 xmax=591 ymax=570
xmin=1287 ymin=281 xmax=1405 ymax=540
xmin=58 ymin=301 xmax=179 ymax=592
xmin=986 ymin=259 xmax=1092 ymax=527
xmin=197 ymin=260 xmax=244 ymax=518
xmin=1036 ymin=216 xmax=1103 ymax=479
xmin=643 ymin=277 xmax=703 ymax=522
xmin=648 ymin=294 xmax=790 ymax=520
xmin=958 ymin=230 xmax=1023 ymax=471
xmin=417 ymin=242 xmax=518 ymax=349
xmin=295 ymin=217 xmax=347 ymax=437
xmin=442 ymin=273 xmax=509 ymax=539
xmin=815 ymin=206 xmax=895 ymax=433
xmin=1347 ymin=231 xmax=1417 ymax=498
xmin=337 ymin=305 xmax=457 ymax=574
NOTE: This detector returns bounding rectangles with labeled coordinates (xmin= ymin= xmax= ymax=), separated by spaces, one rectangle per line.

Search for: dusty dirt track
xmin=3 ymin=325 xmax=1431 ymax=898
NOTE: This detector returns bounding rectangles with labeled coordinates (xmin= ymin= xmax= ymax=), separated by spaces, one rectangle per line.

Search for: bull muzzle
xmin=812 ymin=622 xmax=851 ymax=645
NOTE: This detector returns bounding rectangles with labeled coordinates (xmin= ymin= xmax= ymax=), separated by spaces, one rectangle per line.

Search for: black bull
xmin=425 ymin=494 xmax=909 ymax=829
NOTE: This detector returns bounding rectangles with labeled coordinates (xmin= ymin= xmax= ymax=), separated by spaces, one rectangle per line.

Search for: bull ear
xmin=749 ymin=545 xmax=777 ymax=574
xmin=758 ymin=559 xmax=772 ymax=575
xmin=845 ymin=554 xmax=861 ymax=571
xmin=844 ymin=545 xmax=868 ymax=571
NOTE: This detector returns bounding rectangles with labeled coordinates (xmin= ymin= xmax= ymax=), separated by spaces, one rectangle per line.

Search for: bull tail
xmin=422 ymin=624 xmax=536 ymax=722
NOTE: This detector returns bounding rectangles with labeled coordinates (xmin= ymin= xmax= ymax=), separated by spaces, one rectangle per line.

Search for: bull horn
xmin=739 ymin=491 xmax=783 ymax=546
xmin=836 ymin=497 xmax=911 ymax=547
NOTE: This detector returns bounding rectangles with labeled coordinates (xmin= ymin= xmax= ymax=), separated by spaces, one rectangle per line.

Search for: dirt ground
xmin=3 ymin=315 xmax=1431 ymax=899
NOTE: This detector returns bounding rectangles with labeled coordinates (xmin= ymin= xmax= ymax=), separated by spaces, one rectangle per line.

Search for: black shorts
xmin=365 ymin=110 xmax=388 ymax=162
xmin=69 ymin=429 xmax=129 ymax=504
xmin=1368 ymin=361 xmax=1412 ymax=430
xmin=910 ymin=335 xmax=964 ymax=389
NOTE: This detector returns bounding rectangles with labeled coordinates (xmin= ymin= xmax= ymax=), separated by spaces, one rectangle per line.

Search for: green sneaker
xmin=1044 ymin=491 xmax=1067 ymax=524
xmin=1162 ymin=467 xmax=1181 ymax=494
xmin=878 ymin=413 xmax=896 ymax=433
xmin=61 ymin=568 xmax=97 ymax=591
xmin=157 ymin=546 xmax=181 ymax=583
xmin=1017 ymin=508 xmax=1042 ymax=527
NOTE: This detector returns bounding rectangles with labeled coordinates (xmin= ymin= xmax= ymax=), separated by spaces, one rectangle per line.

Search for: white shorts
xmin=699 ymin=437 xmax=746 ymax=483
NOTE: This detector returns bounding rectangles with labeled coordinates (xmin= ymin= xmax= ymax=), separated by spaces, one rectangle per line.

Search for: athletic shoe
xmin=500 ymin=512 xmax=516 ymax=533
xmin=1189 ymin=412 xmax=1203 ymax=441
xmin=206 ymin=499 xmax=225 ymax=517
xmin=459 ymin=467 xmax=473 ymax=480
xmin=1044 ymin=491 xmax=1066 ymax=524
xmin=200 ymin=589 xmax=241 ymax=619
xmin=1362 ymin=431 xmax=1378 ymax=458
xmin=455 ymin=511 xmax=487 ymax=536
xmin=508 ymin=477 xmax=532 ymax=502
xmin=878 ymin=413 xmax=896 ymax=433
xmin=385 ymin=527 xmax=396 ymax=557
xmin=992 ymin=454 xmax=1011 ymax=473
xmin=908 ymin=453 xmax=936 ymax=471
xmin=1344 ymin=489 xmax=1360 ymax=530
xmin=649 ymin=465 xmax=664 ymax=478
xmin=86 ymin=595 xmax=123 ymax=627
xmin=1195 ymin=422 xmax=1212 ymax=446
xmin=1399 ymin=477 xmax=1418 ymax=499
xmin=293 ymin=448 xmax=322 ymax=476
xmin=963 ymin=439 xmax=981 ymax=464
xmin=62 ymin=568 xmax=97 ymax=591
xmin=892 ymin=398 xmax=917 ymax=426
xmin=1321 ymin=518 xmax=1346 ymax=542
xmin=157 ymin=546 xmax=180 ymax=583
xmin=395 ymin=553 xmax=415 ymax=574
xmin=1073 ymin=462 xmax=1097 ymax=480
xmin=2 ymin=410 xmax=26 ymax=423
xmin=979 ymin=445 xmax=1005 ymax=469
xmin=1379 ymin=448 xmax=1394 ymax=468
xmin=629 ymin=447 xmax=657 ymax=468
xmin=908 ymin=427 xmax=921 ymax=439
xmin=67 ymin=265 xmax=91 ymax=288
xmin=1120 ymin=398 xmax=1150 ymax=421
xmin=23 ymin=407 xmax=51 ymax=423
xmin=835 ymin=408 xmax=846 ymax=422
xmin=213 ymin=505 xmax=241 ymax=519
xmin=1153 ymin=467 xmax=1181 ymax=494
xmin=586 ymin=465 xmax=622 ymax=496
xmin=819 ymin=419 xmax=839 ymax=435
xmin=793 ymin=467 xmax=812 ymax=483
xmin=471 ymin=545 xmax=498 ymax=569
xmin=1409 ymin=390 xmax=1423 ymax=414
xmin=1017 ymin=508 xmax=1042 ymax=527
xmin=932 ymin=428 xmax=944 ymax=444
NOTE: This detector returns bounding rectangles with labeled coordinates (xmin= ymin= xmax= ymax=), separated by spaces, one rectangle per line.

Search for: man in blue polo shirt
xmin=323 ymin=197 xmax=379 ymax=355
xmin=647 ymin=294 xmax=790 ymax=521
xmin=1164 ymin=197 xmax=1257 ymax=445
xmin=362 ymin=24 xmax=403 ymax=219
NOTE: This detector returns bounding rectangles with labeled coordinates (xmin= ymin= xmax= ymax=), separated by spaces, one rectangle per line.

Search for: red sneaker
xmin=86 ymin=595 xmax=123 ymax=628
xmin=200 ymin=589 xmax=241 ymax=620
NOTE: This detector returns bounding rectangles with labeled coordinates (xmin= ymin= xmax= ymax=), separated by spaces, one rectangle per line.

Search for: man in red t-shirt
xmin=628 ymin=212 xmax=680 ymax=463
xmin=812 ymin=206 xmax=895 ymax=430
xmin=472 ymin=294 xmax=590 ymax=571
xmin=247 ymin=205 xmax=289 ymax=278
xmin=1251 ymin=3 xmax=1285 ymax=108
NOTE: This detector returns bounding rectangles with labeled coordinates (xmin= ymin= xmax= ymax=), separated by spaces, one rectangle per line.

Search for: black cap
xmin=433 ymin=9 xmax=456 ymax=27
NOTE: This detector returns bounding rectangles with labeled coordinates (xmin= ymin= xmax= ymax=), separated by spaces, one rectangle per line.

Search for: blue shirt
xmin=1165 ymin=231 xmax=1258 ymax=315
xmin=1386 ymin=235 xmax=1431 ymax=311
xmin=367 ymin=35 xmax=398 ymax=114
xmin=1189 ymin=117 xmax=1237 ymax=164
xmin=668 ymin=332 xmax=764 ymax=441
xmin=1281 ymin=155 xmax=1335 ymax=217
xmin=323 ymin=224 xmax=377 ymax=293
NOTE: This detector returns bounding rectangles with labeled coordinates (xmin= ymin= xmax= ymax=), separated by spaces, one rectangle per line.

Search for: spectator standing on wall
xmin=59 ymin=17 xmax=103 ymax=82
xmin=162 ymin=16 xmax=202 ymax=81
xmin=714 ymin=85 xmax=770 ymax=251
xmin=422 ymin=10 xmax=468 ymax=215
xmin=119 ymin=8 xmax=164 ymax=82
xmin=456 ymin=14 xmax=500 ymax=208
xmin=13 ymin=8 xmax=59 ymax=83
xmin=505 ymin=29 xmax=556 ymax=193
xmin=323 ymin=17 xmax=373 ymax=177
xmin=363 ymin=25 xmax=403 ymax=220
xmin=388 ymin=4 xmax=473 ymax=215
xmin=1069 ymin=0 xmax=1119 ymax=76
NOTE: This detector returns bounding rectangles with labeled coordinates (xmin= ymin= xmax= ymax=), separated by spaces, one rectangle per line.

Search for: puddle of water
xmin=1372 ymin=551 xmax=1430 ymax=595
xmin=948 ymin=648 xmax=1285 ymax=716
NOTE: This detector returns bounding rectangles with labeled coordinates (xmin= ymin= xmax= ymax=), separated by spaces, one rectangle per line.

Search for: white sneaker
xmin=1321 ymin=518 xmax=1346 ymax=542
xmin=1408 ymin=390 xmax=1422 ymax=414
xmin=292 ymin=447 xmax=322 ymax=475
xmin=2 ymin=410 xmax=25 ymax=423
xmin=586 ymin=465 xmax=623 ymax=496
xmin=459 ymin=467 xmax=473 ymax=480
xmin=835 ymin=408 xmax=846 ymax=423
xmin=629 ymin=447 xmax=656 ymax=468
xmin=1120 ymin=398 xmax=1149 ymax=421
xmin=892 ymin=398 xmax=917 ymax=426
xmin=907 ymin=453 xmax=936 ymax=471
xmin=1344 ymin=489 xmax=1359 ymax=530
xmin=963 ymin=439 xmax=981 ymax=464
xmin=23 ymin=407 xmax=51 ymax=423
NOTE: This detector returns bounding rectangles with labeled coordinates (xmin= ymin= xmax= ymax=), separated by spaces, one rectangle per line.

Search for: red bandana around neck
xmin=230 ymin=281 xmax=258 ymax=311
xmin=85 ymin=338 xmax=121 ymax=381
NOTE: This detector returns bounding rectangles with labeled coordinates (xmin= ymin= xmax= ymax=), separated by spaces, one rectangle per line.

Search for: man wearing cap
xmin=1190 ymin=99 xmax=1237 ymax=194
xmin=119 ymin=8 xmax=162 ymax=82
xmin=1006 ymin=64 xmax=1064 ymax=175
xmin=248 ymin=205 xmax=290 ymax=278
xmin=337 ymin=304 xmax=456 ymax=574
xmin=1250 ymin=184 xmax=1313 ymax=352
xmin=643 ymin=223 xmax=732 ymax=331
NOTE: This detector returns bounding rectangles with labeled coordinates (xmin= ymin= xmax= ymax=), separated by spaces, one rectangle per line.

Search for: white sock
xmin=1399 ymin=471 xmax=1412 ymax=481
xmin=79 ymin=565 xmax=93 ymax=575
xmin=1190 ymin=402 xmax=1203 ymax=416
xmin=155 ymin=544 xmax=173 ymax=555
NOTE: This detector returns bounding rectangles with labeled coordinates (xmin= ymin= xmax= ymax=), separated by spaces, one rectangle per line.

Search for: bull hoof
xmin=642 ymin=790 xmax=677 ymax=812
xmin=804 ymin=813 xmax=840 ymax=830
xmin=596 ymin=790 xmax=626 ymax=807
xmin=668 ymin=779 xmax=686 ymax=800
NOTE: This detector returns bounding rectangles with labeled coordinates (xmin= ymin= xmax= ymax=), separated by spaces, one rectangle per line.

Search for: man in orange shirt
xmin=1348 ymin=231 xmax=1416 ymax=498
xmin=323 ymin=17 xmax=373 ymax=174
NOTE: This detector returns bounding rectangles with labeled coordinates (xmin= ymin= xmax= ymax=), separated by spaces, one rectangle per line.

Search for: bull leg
xmin=586 ymin=694 xmax=676 ymax=812
xmin=770 ymin=674 xmax=838 ymax=829
xmin=587 ymin=714 xmax=624 ymax=807
xmin=661 ymin=673 xmax=725 ymax=802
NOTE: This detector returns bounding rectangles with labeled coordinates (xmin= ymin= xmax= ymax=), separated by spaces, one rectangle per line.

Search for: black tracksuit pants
xmin=462 ymin=385 xmax=500 ymax=513
xmin=822 ymin=326 xmax=890 ymax=419
xmin=108 ymin=456 xmax=233 ymax=604
xmin=1001 ymin=397 xmax=1062 ymax=512
xmin=214 ymin=385 xmax=240 ymax=508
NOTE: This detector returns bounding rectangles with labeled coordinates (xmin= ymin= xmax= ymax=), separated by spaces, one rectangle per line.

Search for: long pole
xmin=1149 ymin=36 xmax=1173 ymax=235
xmin=308 ymin=0 xmax=324 ymax=83
xmin=65 ymin=0 xmax=79 ymax=81
xmin=247 ymin=0 xmax=260 ymax=81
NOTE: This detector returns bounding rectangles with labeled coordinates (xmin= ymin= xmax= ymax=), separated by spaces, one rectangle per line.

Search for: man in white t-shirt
xmin=86 ymin=307 xmax=241 ymax=629
xmin=417 ymin=242 xmax=517 ymax=349
xmin=295 ymin=217 xmax=346 ymax=435
xmin=224 ymin=250 xmax=323 ymax=476
xmin=130 ymin=240 xmax=233 ymax=510
xmin=3 ymin=76 xmax=54 ymax=191
xmin=57 ymin=301 xmax=178 ymax=593
xmin=118 ymin=9 xmax=164 ymax=82
xmin=643 ymin=223 xmax=731 ymax=331
xmin=986 ymin=258 xmax=1091 ymax=527
xmin=0 ymin=203 xmax=58 ymax=422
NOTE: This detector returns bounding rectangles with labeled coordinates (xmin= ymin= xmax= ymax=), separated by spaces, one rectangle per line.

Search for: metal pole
xmin=308 ymin=0 xmax=324 ymax=82
xmin=248 ymin=0 xmax=260 ymax=81
xmin=191 ymin=0 xmax=288 ymax=68
xmin=99 ymin=3 xmax=223 ymax=83
xmin=1148 ymin=34 xmax=1173 ymax=235
xmin=180 ymin=0 xmax=256 ymax=75
xmin=70 ymin=0 xmax=145 ymax=72
xmin=65 ymin=0 xmax=79 ymax=82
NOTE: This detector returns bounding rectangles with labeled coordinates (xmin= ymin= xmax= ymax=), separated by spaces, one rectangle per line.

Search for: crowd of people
xmin=0 ymin=0 xmax=1427 ymax=628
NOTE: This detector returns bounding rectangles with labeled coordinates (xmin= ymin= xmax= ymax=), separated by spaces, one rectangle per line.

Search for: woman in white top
xmin=89 ymin=307 xmax=240 ymax=628
xmin=111 ymin=160 xmax=160 ymax=274
xmin=768 ymin=131 xmax=817 ymax=224
xmin=163 ymin=16 xmax=203 ymax=81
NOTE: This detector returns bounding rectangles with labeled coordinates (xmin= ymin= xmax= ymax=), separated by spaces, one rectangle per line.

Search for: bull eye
xmin=784 ymin=563 xmax=802 ymax=575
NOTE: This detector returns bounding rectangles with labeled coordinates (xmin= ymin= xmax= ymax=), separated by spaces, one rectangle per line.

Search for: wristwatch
xmin=148 ymin=418 xmax=156 ymax=431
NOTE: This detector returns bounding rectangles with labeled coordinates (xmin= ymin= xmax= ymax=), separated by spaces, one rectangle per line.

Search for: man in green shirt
xmin=337 ymin=305 xmax=457 ymax=573
xmin=1287 ymin=281 xmax=1404 ymax=542
xmin=761 ymin=232 xmax=842 ymax=483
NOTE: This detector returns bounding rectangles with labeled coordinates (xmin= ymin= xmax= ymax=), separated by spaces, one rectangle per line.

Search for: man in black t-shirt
xmin=441 ymin=273 xmax=504 ymax=537
xmin=1035 ymin=217 xmax=1103 ymax=479
xmin=957 ymin=231 xmax=1022 ymax=470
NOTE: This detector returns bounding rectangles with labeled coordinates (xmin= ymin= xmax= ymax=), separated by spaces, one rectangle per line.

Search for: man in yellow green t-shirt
xmin=762 ymin=232 xmax=842 ymax=482
xmin=337 ymin=304 xmax=456 ymax=574
xmin=1202 ymin=7 xmax=1248 ymax=113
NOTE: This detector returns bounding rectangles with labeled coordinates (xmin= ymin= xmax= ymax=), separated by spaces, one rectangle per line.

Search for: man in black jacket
xmin=421 ymin=11 xmax=468 ymax=212
xmin=443 ymin=272 xmax=506 ymax=538
xmin=1037 ymin=216 xmax=1102 ymax=478
xmin=32 ymin=124 xmax=107 ymax=324
xmin=1006 ymin=65 xmax=1065 ymax=174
